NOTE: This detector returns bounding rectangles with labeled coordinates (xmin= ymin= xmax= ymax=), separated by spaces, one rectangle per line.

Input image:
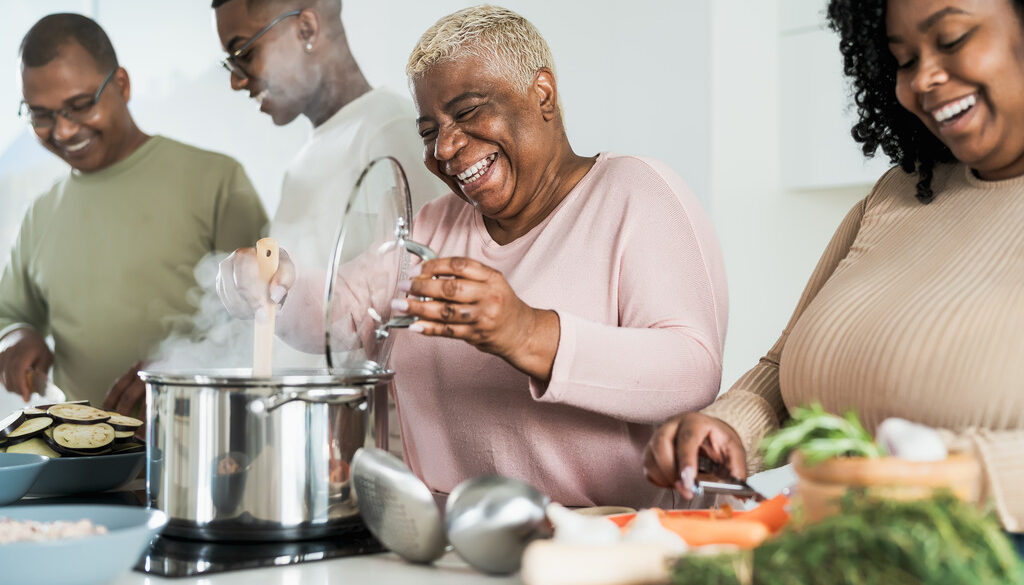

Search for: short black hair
xmin=826 ymin=0 xmax=1024 ymax=203
xmin=20 ymin=13 xmax=118 ymax=72
xmin=211 ymin=0 xmax=341 ymax=11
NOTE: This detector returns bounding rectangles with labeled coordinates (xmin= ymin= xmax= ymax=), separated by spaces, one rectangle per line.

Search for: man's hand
xmin=216 ymin=247 xmax=295 ymax=319
xmin=0 ymin=327 xmax=53 ymax=401
xmin=102 ymin=362 xmax=145 ymax=419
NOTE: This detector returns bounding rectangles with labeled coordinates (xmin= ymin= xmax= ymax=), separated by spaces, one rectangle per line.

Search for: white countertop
xmin=114 ymin=551 xmax=521 ymax=585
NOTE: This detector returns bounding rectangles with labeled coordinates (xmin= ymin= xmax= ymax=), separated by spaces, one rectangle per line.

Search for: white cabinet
xmin=778 ymin=0 xmax=891 ymax=190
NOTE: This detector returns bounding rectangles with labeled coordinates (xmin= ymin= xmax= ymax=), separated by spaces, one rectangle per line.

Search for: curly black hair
xmin=825 ymin=0 xmax=1024 ymax=202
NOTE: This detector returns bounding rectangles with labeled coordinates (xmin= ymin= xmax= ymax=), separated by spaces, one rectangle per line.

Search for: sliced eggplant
xmin=56 ymin=446 xmax=113 ymax=457
xmin=47 ymin=403 xmax=110 ymax=425
xmin=113 ymin=430 xmax=137 ymax=443
xmin=4 ymin=416 xmax=53 ymax=445
xmin=0 ymin=411 xmax=26 ymax=439
xmin=110 ymin=441 xmax=145 ymax=454
xmin=104 ymin=412 xmax=144 ymax=431
xmin=34 ymin=399 xmax=90 ymax=410
xmin=7 ymin=437 xmax=60 ymax=458
xmin=51 ymin=422 xmax=115 ymax=454
xmin=21 ymin=407 xmax=48 ymax=419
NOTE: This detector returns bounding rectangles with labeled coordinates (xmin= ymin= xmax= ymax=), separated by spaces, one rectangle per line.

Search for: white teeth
xmin=253 ymin=89 xmax=269 ymax=105
xmin=455 ymin=154 xmax=496 ymax=184
xmin=64 ymin=139 xmax=90 ymax=153
xmin=933 ymin=94 xmax=976 ymax=123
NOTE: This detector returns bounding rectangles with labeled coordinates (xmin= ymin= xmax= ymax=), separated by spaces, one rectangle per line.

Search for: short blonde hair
xmin=406 ymin=5 xmax=555 ymax=91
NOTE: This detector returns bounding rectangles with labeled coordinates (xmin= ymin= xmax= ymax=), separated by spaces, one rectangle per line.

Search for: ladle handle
xmin=253 ymin=238 xmax=279 ymax=377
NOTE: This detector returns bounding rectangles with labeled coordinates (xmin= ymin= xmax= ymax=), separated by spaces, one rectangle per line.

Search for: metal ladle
xmin=352 ymin=448 xmax=553 ymax=574
xmin=350 ymin=447 xmax=447 ymax=564
xmin=444 ymin=475 xmax=553 ymax=575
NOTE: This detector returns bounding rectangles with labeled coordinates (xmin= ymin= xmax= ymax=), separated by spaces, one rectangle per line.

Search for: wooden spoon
xmin=252 ymin=238 xmax=279 ymax=377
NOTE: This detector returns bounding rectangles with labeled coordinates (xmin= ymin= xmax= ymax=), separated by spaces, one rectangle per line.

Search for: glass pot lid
xmin=323 ymin=157 xmax=436 ymax=375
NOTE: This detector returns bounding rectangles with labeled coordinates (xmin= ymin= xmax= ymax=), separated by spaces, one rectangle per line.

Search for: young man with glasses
xmin=0 ymin=14 xmax=268 ymax=416
xmin=212 ymin=0 xmax=444 ymax=268
xmin=213 ymin=0 xmax=446 ymax=458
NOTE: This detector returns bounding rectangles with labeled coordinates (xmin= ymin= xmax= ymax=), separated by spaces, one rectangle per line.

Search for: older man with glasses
xmin=0 ymin=13 xmax=268 ymax=417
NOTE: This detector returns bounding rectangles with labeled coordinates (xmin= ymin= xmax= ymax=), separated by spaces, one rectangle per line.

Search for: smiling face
xmin=412 ymin=53 xmax=559 ymax=219
xmin=887 ymin=0 xmax=1024 ymax=179
xmin=20 ymin=42 xmax=135 ymax=173
xmin=214 ymin=1 xmax=315 ymax=125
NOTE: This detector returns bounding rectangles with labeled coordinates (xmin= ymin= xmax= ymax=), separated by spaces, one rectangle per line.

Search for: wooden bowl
xmin=790 ymin=451 xmax=981 ymax=524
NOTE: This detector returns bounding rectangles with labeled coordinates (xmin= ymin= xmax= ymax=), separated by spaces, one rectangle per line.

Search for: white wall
xmin=0 ymin=0 xmax=711 ymax=253
xmin=709 ymin=0 xmax=870 ymax=389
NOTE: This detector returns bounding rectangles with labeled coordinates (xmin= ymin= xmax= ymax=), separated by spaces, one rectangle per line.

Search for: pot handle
xmin=249 ymin=387 xmax=365 ymax=414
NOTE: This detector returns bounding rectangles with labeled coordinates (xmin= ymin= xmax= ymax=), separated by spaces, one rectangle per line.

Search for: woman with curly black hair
xmin=644 ymin=0 xmax=1024 ymax=550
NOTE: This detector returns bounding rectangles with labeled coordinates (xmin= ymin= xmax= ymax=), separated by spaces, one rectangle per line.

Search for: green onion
xmin=758 ymin=403 xmax=885 ymax=467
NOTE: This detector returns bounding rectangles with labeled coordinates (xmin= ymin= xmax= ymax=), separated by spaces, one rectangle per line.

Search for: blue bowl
xmin=0 ymin=453 xmax=47 ymax=505
xmin=27 ymin=451 xmax=145 ymax=497
xmin=0 ymin=504 xmax=167 ymax=585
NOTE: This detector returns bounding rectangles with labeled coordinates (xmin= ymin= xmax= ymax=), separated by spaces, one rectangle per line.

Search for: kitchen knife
xmin=695 ymin=454 xmax=766 ymax=501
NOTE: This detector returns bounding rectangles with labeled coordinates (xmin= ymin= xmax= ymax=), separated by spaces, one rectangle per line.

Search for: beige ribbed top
xmin=704 ymin=163 xmax=1024 ymax=532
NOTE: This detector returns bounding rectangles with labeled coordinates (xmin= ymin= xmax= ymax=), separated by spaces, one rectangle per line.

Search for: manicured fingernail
xmin=391 ymin=299 xmax=409 ymax=313
xmin=255 ymin=306 xmax=267 ymax=323
xmin=408 ymin=264 xmax=422 ymax=278
xmin=398 ymin=280 xmax=412 ymax=292
xmin=409 ymin=323 xmax=425 ymax=333
xmin=681 ymin=466 xmax=696 ymax=491
xmin=270 ymin=285 xmax=286 ymax=304
xmin=675 ymin=480 xmax=694 ymax=500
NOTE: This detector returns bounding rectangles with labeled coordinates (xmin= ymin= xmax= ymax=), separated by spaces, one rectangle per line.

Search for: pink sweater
xmin=388 ymin=153 xmax=728 ymax=507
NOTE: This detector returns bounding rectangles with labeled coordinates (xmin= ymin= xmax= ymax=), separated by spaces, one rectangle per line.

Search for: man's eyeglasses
xmin=18 ymin=68 xmax=117 ymax=130
xmin=221 ymin=10 xmax=302 ymax=80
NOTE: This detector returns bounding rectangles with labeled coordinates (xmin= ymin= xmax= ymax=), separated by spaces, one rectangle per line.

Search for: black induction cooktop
xmin=26 ymin=489 xmax=385 ymax=578
xmin=135 ymin=524 xmax=385 ymax=578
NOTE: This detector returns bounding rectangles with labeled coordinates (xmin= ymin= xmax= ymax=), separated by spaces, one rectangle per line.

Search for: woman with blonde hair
xmin=218 ymin=5 xmax=728 ymax=509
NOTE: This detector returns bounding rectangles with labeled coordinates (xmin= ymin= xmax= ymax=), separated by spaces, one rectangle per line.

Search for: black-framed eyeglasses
xmin=18 ymin=68 xmax=117 ymax=129
xmin=220 ymin=10 xmax=302 ymax=80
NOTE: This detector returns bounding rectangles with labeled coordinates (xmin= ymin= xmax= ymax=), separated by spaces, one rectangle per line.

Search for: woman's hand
xmin=216 ymin=247 xmax=295 ymax=319
xmin=395 ymin=257 xmax=560 ymax=380
xmin=643 ymin=412 xmax=747 ymax=499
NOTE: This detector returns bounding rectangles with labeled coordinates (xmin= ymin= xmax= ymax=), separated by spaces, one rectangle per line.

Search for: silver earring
xmin=305 ymin=42 xmax=313 ymax=52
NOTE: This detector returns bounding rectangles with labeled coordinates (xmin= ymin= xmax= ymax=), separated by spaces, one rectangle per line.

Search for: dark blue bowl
xmin=27 ymin=451 xmax=145 ymax=497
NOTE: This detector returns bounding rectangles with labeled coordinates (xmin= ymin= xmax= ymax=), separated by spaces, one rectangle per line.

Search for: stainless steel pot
xmin=140 ymin=366 xmax=391 ymax=541
xmin=141 ymin=157 xmax=433 ymax=541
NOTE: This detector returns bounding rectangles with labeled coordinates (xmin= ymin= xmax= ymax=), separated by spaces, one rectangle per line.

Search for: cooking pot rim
xmin=138 ymin=367 xmax=393 ymax=388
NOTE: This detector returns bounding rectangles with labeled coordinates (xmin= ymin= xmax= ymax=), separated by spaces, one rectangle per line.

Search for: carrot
xmin=609 ymin=495 xmax=790 ymax=541
xmin=657 ymin=515 xmax=771 ymax=549
xmin=733 ymin=495 xmax=789 ymax=533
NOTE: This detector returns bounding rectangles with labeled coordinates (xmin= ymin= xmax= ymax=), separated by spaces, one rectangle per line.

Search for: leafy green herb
xmin=670 ymin=548 xmax=751 ymax=585
xmin=758 ymin=403 xmax=885 ymax=467
xmin=669 ymin=492 xmax=1023 ymax=585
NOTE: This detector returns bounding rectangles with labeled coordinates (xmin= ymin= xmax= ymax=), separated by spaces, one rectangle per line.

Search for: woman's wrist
xmin=513 ymin=309 xmax=561 ymax=381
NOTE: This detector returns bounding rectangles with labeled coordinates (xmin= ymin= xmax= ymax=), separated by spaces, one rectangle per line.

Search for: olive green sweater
xmin=0 ymin=136 xmax=267 ymax=404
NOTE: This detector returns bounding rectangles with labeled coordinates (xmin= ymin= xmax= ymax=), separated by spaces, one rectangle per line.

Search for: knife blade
xmin=695 ymin=454 xmax=765 ymax=501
